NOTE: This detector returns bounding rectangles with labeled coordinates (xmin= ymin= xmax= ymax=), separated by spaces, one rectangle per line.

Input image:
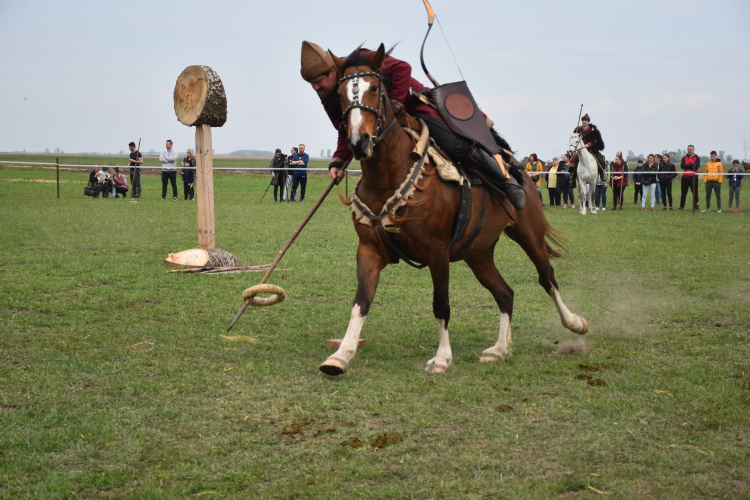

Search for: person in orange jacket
xmin=701 ymin=150 xmax=724 ymax=213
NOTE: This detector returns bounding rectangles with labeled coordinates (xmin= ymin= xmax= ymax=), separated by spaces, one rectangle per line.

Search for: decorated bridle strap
xmin=350 ymin=148 xmax=429 ymax=226
xmin=338 ymin=71 xmax=386 ymax=119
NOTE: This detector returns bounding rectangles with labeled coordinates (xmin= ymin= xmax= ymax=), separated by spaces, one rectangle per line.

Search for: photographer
xmin=269 ymin=148 xmax=288 ymax=203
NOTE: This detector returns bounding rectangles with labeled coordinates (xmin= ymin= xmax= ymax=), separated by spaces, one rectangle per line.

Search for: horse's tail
xmin=544 ymin=220 xmax=568 ymax=258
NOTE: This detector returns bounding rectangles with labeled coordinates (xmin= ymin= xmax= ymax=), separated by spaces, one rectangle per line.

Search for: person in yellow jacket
xmin=526 ymin=153 xmax=544 ymax=207
xmin=701 ymin=150 xmax=723 ymax=213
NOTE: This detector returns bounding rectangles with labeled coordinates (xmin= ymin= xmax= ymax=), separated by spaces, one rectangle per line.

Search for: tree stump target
xmin=174 ymin=65 xmax=227 ymax=128
xmin=173 ymin=65 xmax=227 ymax=251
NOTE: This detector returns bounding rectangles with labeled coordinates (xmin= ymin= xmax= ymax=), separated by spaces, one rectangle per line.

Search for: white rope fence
xmin=0 ymin=160 xmax=362 ymax=173
xmin=4 ymin=160 xmax=748 ymax=177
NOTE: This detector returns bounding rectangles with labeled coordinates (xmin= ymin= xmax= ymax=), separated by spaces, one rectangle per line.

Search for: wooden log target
xmin=173 ymin=65 xmax=227 ymax=127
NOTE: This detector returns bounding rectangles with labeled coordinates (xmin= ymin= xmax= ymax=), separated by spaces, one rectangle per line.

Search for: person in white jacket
xmin=160 ymin=139 xmax=179 ymax=200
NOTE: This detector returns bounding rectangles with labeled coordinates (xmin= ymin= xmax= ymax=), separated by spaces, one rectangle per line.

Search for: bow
xmin=419 ymin=0 xmax=440 ymax=87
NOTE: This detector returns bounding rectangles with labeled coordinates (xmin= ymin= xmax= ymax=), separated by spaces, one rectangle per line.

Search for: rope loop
xmin=242 ymin=284 xmax=286 ymax=307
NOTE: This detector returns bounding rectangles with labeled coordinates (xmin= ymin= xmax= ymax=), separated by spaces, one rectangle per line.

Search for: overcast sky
xmin=1 ymin=0 xmax=749 ymax=160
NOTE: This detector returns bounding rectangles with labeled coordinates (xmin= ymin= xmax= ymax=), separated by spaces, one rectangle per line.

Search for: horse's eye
xmin=369 ymin=86 xmax=378 ymax=94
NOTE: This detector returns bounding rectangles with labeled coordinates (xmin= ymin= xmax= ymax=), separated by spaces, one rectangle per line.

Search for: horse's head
xmin=335 ymin=44 xmax=392 ymax=160
xmin=568 ymin=133 xmax=584 ymax=154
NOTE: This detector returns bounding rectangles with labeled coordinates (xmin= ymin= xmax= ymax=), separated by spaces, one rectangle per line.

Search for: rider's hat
xmin=581 ymin=113 xmax=590 ymax=122
xmin=301 ymin=41 xmax=334 ymax=82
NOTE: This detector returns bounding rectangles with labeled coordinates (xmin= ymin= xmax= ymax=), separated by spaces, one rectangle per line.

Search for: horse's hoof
xmin=319 ymin=358 xmax=348 ymax=376
xmin=479 ymin=352 xmax=508 ymax=363
xmin=425 ymin=361 xmax=448 ymax=373
xmin=578 ymin=317 xmax=589 ymax=335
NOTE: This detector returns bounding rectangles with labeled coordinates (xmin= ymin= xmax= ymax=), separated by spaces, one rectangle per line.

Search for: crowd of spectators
xmin=268 ymin=144 xmax=309 ymax=203
xmin=523 ymin=146 xmax=744 ymax=213
xmin=85 ymin=139 xmax=197 ymax=201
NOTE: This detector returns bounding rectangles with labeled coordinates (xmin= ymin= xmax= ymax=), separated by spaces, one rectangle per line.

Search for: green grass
xmin=1 ymin=166 xmax=749 ymax=499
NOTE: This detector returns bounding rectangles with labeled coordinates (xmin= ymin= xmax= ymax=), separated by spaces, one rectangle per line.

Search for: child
xmin=728 ymin=159 xmax=743 ymax=212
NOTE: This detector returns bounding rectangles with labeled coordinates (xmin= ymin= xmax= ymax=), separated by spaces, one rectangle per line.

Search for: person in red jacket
xmin=300 ymin=41 xmax=525 ymax=210
xmin=678 ymin=144 xmax=700 ymax=211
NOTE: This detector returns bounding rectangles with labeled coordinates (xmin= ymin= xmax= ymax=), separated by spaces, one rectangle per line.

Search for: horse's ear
xmin=369 ymin=43 xmax=386 ymax=72
xmin=329 ymin=50 xmax=344 ymax=77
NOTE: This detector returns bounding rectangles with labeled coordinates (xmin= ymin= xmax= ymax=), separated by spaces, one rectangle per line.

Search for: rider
xmin=569 ymin=113 xmax=605 ymax=179
xmin=299 ymin=41 xmax=526 ymax=211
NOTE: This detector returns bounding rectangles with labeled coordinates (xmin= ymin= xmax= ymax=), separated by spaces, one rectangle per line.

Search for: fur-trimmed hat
xmin=581 ymin=113 xmax=590 ymax=122
xmin=301 ymin=41 xmax=334 ymax=82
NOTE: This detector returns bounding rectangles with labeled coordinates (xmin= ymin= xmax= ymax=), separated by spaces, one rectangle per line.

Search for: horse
xmin=319 ymin=44 xmax=588 ymax=376
xmin=568 ymin=133 xmax=599 ymax=215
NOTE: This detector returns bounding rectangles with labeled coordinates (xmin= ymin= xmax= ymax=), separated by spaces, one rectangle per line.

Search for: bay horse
xmin=568 ymin=133 xmax=599 ymax=215
xmin=320 ymin=44 xmax=588 ymax=376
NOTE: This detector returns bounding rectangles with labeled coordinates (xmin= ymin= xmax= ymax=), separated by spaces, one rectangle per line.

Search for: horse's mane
xmin=341 ymin=44 xmax=396 ymax=73
xmin=341 ymin=44 xmax=398 ymax=95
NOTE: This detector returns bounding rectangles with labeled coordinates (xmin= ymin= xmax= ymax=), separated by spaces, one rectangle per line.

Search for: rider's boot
xmin=465 ymin=147 xmax=526 ymax=211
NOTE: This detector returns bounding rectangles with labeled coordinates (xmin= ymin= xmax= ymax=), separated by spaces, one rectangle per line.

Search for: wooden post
xmin=56 ymin=157 xmax=60 ymax=199
xmin=195 ymin=124 xmax=215 ymax=249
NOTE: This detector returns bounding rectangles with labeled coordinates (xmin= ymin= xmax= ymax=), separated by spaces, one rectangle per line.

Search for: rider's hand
xmin=330 ymin=167 xmax=345 ymax=184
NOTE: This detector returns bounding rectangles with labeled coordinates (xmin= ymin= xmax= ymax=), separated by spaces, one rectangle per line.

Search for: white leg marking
xmin=331 ymin=304 xmax=366 ymax=365
xmin=426 ymin=319 xmax=452 ymax=373
xmin=548 ymin=288 xmax=588 ymax=335
xmin=480 ymin=312 xmax=512 ymax=362
xmin=346 ymin=78 xmax=371 ymax=145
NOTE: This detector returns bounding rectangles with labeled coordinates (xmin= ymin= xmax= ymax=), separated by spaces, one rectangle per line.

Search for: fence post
xmin=56 ymin=157 xmax=60 ymax=199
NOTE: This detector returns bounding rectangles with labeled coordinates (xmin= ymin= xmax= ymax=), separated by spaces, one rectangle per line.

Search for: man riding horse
xmin=569 ymin=113 xmax=605 ymax=178
xmin=300 ymin=41 xmax=526 ymax=211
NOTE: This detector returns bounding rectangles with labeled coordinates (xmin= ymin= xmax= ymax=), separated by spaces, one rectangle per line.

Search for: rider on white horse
xmin=569 ymin=114 xmax=605 ymax=179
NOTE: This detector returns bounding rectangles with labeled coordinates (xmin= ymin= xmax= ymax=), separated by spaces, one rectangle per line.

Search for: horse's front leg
xmin=319 ymin=244 xmax=386 ymax=376
xmin=426 ymin=255 xmax=452 ymax=373
xmin=578 ymin=182 xmax=587 ymax=215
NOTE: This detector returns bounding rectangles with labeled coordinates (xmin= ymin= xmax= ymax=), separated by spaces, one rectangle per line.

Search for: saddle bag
xmin=429 ymin=81 xmax=499 ymax=157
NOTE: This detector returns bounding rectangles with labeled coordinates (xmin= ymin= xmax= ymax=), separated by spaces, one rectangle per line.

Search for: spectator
xmin=160 ymin=139 xmax=178 ymax=201
xmin=679 ymin=144 xmax=700 ymax=211
xmin=289 ymin=143 xmax=309 ymax=202
xmin=285 ymin=147 xmax=298 ymax=202
xmin=595 ymin=154 xmax=609 ymax=211
xmin=85 ymin=169 xmax=101 ymax=198
xmin=610 ymin=154 xmax=629 ymax=210
xmin=546 ymin=159 xmax=560 ymax=206
xmin=526 ymin=153 xmax=545 ymax=207
xmin=560 ymin=154 xmax=575 ymax=208
xmin=632 ymin=159 xmax=644 ymax=204
xmin=654 ymin=153 xmax=663 ymax=204
xmin=95 ymin=165 xmax=112 ymax=199
xmin=269 ymin=148 xmax=288 ymax=203
xmin=641 ymin=154 xmax=658 ymax=211
xmin=658 ymin=154 xmax=677 ymax=210
xmin=701 ymin=150 xmax=723 ymax=213
xmin=181 ymin=149 xmax=196 ymax=201
xmin=128 ymin=141 xmax=143 ymax=199
xmin=111 ymin=168 xmax=129 ymax=198
xmin=727 ymin=159 xmax=742 ymax=212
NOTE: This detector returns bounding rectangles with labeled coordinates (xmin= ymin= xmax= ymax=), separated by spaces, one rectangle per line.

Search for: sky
xmin=1 ymin=0 xmax=749 ymax=160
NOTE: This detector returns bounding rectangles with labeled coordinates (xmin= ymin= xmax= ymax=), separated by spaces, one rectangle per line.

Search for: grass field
xmin=1 ymin=164 xmax=749 ymax=499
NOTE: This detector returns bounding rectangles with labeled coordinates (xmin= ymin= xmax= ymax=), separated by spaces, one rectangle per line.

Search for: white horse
xmin=568 ymin=133 xmax=599 ymax=215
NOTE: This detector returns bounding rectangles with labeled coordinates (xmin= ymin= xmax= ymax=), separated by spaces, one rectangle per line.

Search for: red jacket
xmin=323 ymin=51 xmax=441 ymax=162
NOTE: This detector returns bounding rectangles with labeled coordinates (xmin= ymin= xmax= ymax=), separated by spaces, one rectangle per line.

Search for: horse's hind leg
xmin=319 ymin=245 xmax=386 ymax=376
xmin=426 ymin=256 xmax=452 ymax=373
xmin=507 ymin=225 xmax=588 ymax=336
xmin=465 ymin=247 xmax=514 ymax=362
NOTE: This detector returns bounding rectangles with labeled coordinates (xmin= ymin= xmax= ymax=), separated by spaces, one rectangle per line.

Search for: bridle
xmin=569 ymin=133 xmax=586 ymax=154
xmin=338 ymin=70 xmax=397 ymax=147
